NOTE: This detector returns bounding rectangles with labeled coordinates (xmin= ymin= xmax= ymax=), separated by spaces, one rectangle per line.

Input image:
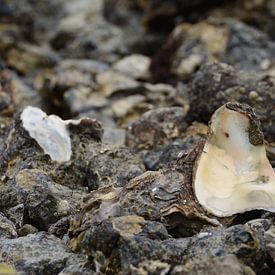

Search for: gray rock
xmin=5 ymin=204 xmax=24 ymax=228
xmin=129 ymin=260 xmax=170 ymax=275
xmin=171 ymin=255 xmax=256 ymax=275
xmin=19 ymin=224 xmax=39 ymax=236
xmin=81 ymin=216 xmax=190 ymax=273
xmin=265 ymin=225 xmax=275 ymax=263
xmin=0 ymin=232 xmax=73 ymax=274
xmin=86 ymin=144 xmax=146 ymax=189
xmin=125 ymin=107 xmax=188 ymax=152
xmin=0 ymin=169 xmax=80 ymax=230
xmin=58 ymin=254 xmax=95 ymax=275
xmin=0 ymin=212 xmax=17 ymax=238
xmin=48 ymin=216 xmax=71 ymax=239
xmin=184 ymin=225 xmax=266 ymax=272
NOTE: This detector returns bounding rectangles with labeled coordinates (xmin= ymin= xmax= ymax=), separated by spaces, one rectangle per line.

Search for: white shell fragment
xmin=194 ymin=103 xmax=275 ymax=217
xmin=21 ymin=106 xmax=89 ymax=163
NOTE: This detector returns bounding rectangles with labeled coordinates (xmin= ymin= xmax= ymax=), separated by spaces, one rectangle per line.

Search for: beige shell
xmin=194 ymin=102 xmax=275 ymax=217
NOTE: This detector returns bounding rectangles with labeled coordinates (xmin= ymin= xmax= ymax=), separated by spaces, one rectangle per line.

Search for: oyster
xmin=194 ymin=102 xmax=275 ymax=217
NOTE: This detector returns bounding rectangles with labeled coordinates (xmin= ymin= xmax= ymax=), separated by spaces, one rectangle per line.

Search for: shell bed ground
xmin=1 ymin=1 xmax=275 ymax=274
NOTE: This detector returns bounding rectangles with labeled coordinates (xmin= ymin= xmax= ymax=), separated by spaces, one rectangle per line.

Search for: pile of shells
xmin=1 ymin=0 xmax=275 ymax=274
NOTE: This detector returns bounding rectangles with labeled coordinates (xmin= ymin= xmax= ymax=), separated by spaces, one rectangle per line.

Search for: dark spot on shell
xmin=224 ymin=132 xmax=229 ymax=138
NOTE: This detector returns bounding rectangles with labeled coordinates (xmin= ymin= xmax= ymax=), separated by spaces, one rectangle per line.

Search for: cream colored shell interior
xmin=194 ymin=105 xmax=275 ymax=217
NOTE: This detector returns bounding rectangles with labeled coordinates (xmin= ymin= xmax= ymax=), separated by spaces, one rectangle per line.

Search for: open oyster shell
xmin=194 ymin=102 xmax=275 ymax=217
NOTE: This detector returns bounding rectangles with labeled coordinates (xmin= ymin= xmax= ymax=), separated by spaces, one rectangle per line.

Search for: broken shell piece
xmin=21 ymin=106 xmax=100 ymax=163
xmin=21 ymin=107 xmax=71 ymax=162
xmin=194 ymin=102 xmax=275 ymax=217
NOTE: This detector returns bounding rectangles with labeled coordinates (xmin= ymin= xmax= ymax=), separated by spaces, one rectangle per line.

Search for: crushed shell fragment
xmin=21 ymin=106 xmax=94 ymax=163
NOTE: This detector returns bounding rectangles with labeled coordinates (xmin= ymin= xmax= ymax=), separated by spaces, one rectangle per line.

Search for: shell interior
xmin=21 ymin=106 xmax=72 ymax=162
xmin=194 ymin=104 xmax=275 ymax=217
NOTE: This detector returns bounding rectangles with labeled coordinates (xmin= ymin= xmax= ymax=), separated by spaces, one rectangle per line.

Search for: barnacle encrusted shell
xmin=194 ymin=102 xmax=275 ymax=217
xmin=21 ymin=106 xmax=97 ymax=163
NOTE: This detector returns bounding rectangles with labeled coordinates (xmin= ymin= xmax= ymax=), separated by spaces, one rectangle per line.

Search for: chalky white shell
xmin=21 ymin=107 xmax=74 ymax=162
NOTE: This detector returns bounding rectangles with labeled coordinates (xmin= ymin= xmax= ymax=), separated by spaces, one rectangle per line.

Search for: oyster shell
xmin=194 ymin=102 xmax=275 ymax=217
xmin=21 ymin=106 xmax=100 ymax=163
